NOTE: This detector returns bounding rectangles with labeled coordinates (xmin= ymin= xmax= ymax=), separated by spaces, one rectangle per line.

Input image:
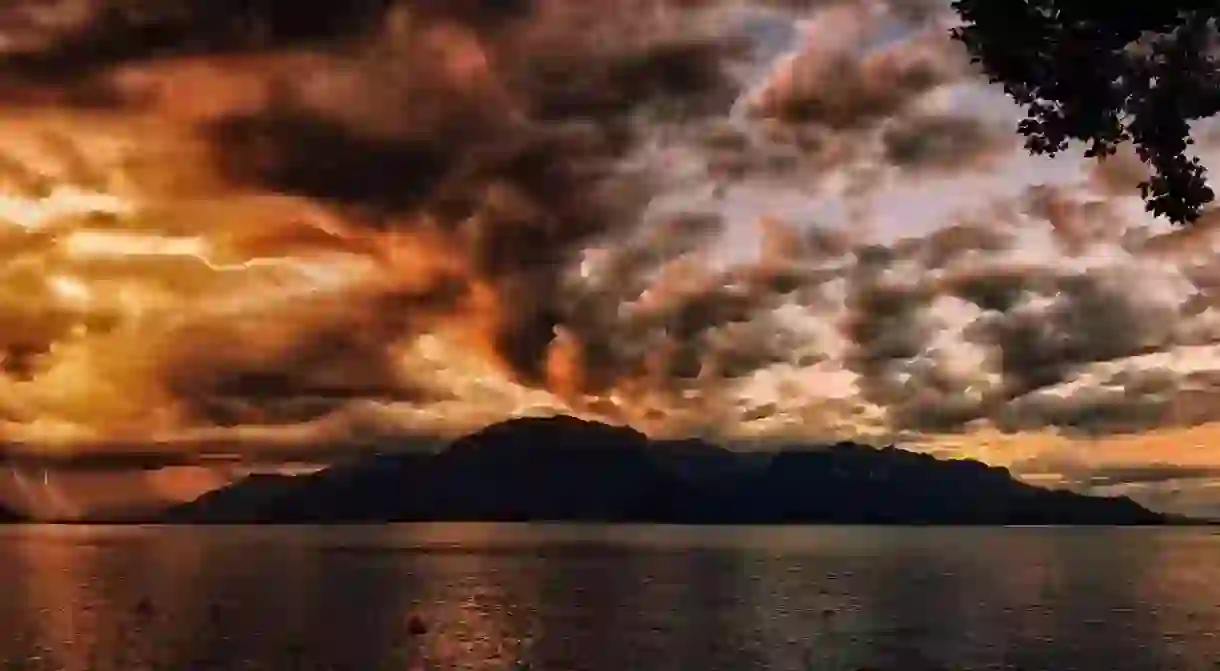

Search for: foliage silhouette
xmin=950 ymin=1 xmax=1220 ymax=223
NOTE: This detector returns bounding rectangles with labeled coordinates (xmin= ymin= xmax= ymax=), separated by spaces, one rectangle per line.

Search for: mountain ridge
xmin=164 ymin=415 xmax=1170 ymax=525
xmin=0 ymin=502 xmax=23 ymax=522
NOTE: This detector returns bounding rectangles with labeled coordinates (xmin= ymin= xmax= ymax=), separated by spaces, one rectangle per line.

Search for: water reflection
xmin=526 ymin=542 xmax=767 ymax=669
xmin=1126 ymin=529 xmax=1220 ymax=668
xmin=8 ymin=527 xmax=108 ymax=671
xmin=402 ymin=525 xmax=541 ymax=667
xmin=1 ymin=525 xmax=1220 ymax=670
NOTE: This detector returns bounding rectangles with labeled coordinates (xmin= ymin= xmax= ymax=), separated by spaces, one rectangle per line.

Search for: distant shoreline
xmin=5 ymin=417 xmax=1202 ymax=527
xmin=14 ymin=517 xmax=1213 ymax=527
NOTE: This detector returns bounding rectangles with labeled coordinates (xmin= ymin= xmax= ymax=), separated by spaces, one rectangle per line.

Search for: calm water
xmin=1 ymin=525 xmax=1219 ymax=670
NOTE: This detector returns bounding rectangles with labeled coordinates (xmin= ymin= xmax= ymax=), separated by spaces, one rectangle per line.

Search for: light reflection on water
xmin=0 ymin=525 xmax=1219 ymax=670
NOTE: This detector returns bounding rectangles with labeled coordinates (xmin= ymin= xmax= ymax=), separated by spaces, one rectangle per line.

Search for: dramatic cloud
xmin=881 ymin=114 xmax=1014 ymax=173
xmin=1022 ymin=185 xmax=1128 ymax=256
xmin=6 ymin=0 xmax=1220 ymax=521
xmin=754 ymin=47 xmax=946 ymax=125
xmin=694 ymin=0 xmax=1020 ymax=206
xmin=0 ymin=0 xmax=823 ymax=451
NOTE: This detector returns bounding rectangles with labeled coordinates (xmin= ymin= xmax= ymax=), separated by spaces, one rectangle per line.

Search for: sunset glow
xmin=0 ymin=0 xmax=1219 ymax=520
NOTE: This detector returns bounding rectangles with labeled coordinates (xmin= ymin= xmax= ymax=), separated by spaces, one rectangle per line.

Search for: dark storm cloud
xmin=0 ymin=0 xmax=822 ymax=417
xmin=746 ymin=28 xmax=959 ymax=129
xmin=891 ymin=221 xmax=1017 ymax=269
xmin=1022 ymin=185 xmax=1129 ymax=256
xmin=0 ymin=0 xmax=518 ymax=80
xmin=829 ymin=208 xmax=1217 ymax=436
xmin=841 ymin=274 xmax=935 ymax=405
xmin=710 ymin=8 xmax=1001 ymax=195
xmin=834 ymin=219 xmax=1029 ymax=429
xmin=994 ymin=387 xmax=1172 ymax=437
xmin=937 ymin=264 xmax=1053 ymax=312
xmin=971 ymin=271 xmax=1179 ymax=399
xmin=186 ymin=1 xmax=756 ymax=400
xmin=881 ymin=114 xmax=1014 ymax=173
xmin=803 ymin=224 xmax=858 ymax=260
xmin=7 ymin=0 xmax=1220 ymax=449
xmin=156 ymin=287 xmax=466 ymax=426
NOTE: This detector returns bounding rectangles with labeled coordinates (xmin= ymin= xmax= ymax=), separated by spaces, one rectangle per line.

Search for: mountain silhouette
xmin=165 ymin=416 xmax=1168 ymax=525
xmin=0 ymin=503 xmax=22 ymax=522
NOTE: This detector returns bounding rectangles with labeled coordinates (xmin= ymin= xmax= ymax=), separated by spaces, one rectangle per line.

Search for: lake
xmin=0 ymin=525 xmax=1218 ymax=670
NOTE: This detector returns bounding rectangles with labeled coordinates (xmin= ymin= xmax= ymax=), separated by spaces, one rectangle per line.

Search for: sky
xmin=1 ymin=0 xmax=1220 ymax=519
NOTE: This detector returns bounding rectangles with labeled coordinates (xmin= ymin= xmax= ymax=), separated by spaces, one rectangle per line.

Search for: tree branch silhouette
xmin=951 ymin=1 xmax=1220 ymax=224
